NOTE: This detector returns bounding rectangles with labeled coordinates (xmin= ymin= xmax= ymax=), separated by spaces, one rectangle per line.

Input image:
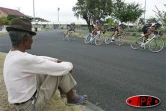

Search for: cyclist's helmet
xmin=156 ymin=21 xmax=162 ymax=26
xmin=100 ymin=18 xmax=104 ymax=22
xmin=121 ymin=22 xmax=126 ymax=26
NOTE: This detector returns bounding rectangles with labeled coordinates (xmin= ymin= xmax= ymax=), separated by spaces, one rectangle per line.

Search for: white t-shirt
xmin=3 ymin=50 xmax=73 ymax=104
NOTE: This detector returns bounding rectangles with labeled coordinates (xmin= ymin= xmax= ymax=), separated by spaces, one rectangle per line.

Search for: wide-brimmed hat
xmin=6 ymin=17 xmax=36 ymax=35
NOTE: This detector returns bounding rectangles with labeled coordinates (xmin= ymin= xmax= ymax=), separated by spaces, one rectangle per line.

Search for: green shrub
xmin=45 ymin=28 xmax=50 ymax=31
xmin=132 ymin=33 xmax=137 ymax=36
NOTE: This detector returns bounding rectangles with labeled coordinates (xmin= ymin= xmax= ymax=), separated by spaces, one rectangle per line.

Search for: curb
xmin=80 ymin=101 xmax=105 ymax=111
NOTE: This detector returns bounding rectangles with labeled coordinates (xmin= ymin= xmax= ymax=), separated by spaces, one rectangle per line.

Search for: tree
xmin=113 ymin=0 xmax=144 ymax=23
xmin=7 ymin=14 xmax=20 ymax=21
xmin=0 ymin=17 xmax=10 ymax=25
xmin=72 ymin=0 xmax=113 ymax=31
xmin=153 ymin=6 xmax=166 ymax=25
xmin=147 ymin=17 xmax=157 ymax=23
xmin=138 ymin=18 xmax=145 ymax=25
xmin=106 ymin=18 xmax=118 ymax=27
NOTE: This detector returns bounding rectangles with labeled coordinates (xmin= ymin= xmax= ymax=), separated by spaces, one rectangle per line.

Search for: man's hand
xmin=69 ymin=62 xmax=73 ymax=73
xmin=57 ymin=59 xmax=62 ymax=63
xmin=69 ymin=69 xmax=73 ymax=73
xmin=57 ymin=60 xmax=73 ymax=73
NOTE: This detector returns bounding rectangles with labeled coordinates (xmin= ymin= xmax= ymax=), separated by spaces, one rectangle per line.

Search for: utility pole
xmin=57 ymin=8 xmax=60 ymax=28
xmin=144 ymin=0 xmax=146 ymax=24
xmin=33 ymin=0 xmax=35 ymax=21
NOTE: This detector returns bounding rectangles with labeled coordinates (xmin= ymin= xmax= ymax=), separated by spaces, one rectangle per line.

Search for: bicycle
xmin=130 ymin=32 xmax=165 ymax=53
xmin=105 ymin=32 xmax=126 ymax=46
xmin=84 ymin=31 xmax=104 ymax=46
xmin=63 ymin=31 xmax=75 ymax=41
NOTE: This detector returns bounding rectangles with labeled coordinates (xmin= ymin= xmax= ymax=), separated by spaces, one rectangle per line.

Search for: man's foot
xmin=66 ymin=94 xmax=88 ymax=105
xmin=141 ymin=42 xmax=145 ymax=47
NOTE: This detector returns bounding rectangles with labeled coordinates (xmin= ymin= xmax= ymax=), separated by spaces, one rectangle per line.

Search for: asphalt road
xmin=0 ymin=30 xmax=166 ymax=111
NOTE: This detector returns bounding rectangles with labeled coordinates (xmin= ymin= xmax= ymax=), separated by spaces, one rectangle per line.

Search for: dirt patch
xmin=0 ymin=52 xmax=82 ymax=111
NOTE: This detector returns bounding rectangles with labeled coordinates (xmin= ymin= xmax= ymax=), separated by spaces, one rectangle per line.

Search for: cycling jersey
xmin=142 ymin=24 xmax=158 ymax=34
xmin=114 ymin=25 xmax=124 ymax=33
xmin=97 ymin=22 xmax=103 ymax=30
xmin=69 ymin=24 xmax=75 ymax=31
xmin=142 ymin=23 xmax=152 ymax=30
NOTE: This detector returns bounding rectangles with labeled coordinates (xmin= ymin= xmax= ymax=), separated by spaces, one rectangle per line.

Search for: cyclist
xmin=92 ymin=18 xmax=105 ymax=36
xmin=111 ymin=22 xmax=126 ymax=42
xmin=67 ymin=22 xmax=75 ymax=34
xmin=64 ymin=22 xmax=75 ymax=40
xmin=141 ymin=21 xmax=162 ymax=42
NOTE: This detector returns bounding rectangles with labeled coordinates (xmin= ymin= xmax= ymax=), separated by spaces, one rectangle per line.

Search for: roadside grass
xmin=0 ymin=32 xmax=7 ymax=35
xmin=0 ymin=53 xmax=6 ymax=81
xmin=64 ymin=31 xmax=86 ymax=38
xmin=0 ymin=52 xmax=81 ymax=111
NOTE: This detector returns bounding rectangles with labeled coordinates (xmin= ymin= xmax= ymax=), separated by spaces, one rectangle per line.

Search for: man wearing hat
xmin=3 ymin=17 xmax=87 ymax=111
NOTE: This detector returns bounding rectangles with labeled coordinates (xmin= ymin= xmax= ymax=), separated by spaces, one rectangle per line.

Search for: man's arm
xmin=40 ymin=56 xmax=58 ymax=62
xmin=24 ymin=54 xmax=73 ymax=76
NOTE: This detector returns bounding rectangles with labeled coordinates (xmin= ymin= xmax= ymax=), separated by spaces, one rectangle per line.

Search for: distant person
xmin=3 ymin=18 xmax=87 ymax=111
xmin=35 ymin=27 xmax=38 ymax=32
xmin=67 ymin=22 xmax=75 ymax=34
xmin=111 ymin=22 xmax=126 ymax=42
xmin=92 ymin=18 xmax=105 ymax=36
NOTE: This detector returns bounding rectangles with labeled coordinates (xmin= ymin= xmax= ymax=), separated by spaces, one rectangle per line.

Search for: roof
xmin=0 ymin=7 xmax=24 ymax=16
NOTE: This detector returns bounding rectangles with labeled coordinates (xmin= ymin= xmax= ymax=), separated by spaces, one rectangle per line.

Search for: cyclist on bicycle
xmin=67 ymin=22 xmax=75 ymax=34
xmin=92 ymin=18 xmax=105 ymax=36
xmin=141 ymin=21 xmax=162 ymax=42
xmin=111 ymin=22 xmax=126 ymax=42
xmin=63 ymin=22 xmax=75 ymax=40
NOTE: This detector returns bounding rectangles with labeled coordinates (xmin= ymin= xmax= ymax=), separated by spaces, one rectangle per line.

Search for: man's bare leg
xmin=66 ymin=89 xmax=88 ymax=104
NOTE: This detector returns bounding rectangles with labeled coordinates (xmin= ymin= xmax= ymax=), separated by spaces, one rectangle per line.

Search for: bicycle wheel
xmin=63 ymin=31 xmax=68 ymax=40
xmin=84 ymin=34 xmax=91 ymax=44
xmin=149 ymin=38 xmax=165 ymax=53
xmin=115 ymin=35 xmax=126 ymax=46
xmin=67 ymin=31 xmax=74 ymax=41
xmin=63 ymin=34 xmax=67 ymax=40
xmin=95 ymin=34 xmax=104 ymax=46
xmin=130 ymin=37 xmax=143 ymax=49
xmin=105 ymin=35 xmax=112 ymax=44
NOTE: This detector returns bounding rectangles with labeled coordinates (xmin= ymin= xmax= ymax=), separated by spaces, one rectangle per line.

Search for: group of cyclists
xmin=65 ymin=17 xmax=163 ymax=46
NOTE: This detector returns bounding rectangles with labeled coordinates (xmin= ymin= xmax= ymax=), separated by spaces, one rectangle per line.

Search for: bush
xmin=132 ymin=33 xmax=137 ymax=36
xmin=161 ymin=28 xmax=166 ymax=33
xmin=125 ymin=27 xmax=142 ymax=32
xmin=0 ymin=17 xmax=10 ymax=25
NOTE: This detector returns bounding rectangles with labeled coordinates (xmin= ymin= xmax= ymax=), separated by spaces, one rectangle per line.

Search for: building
xmin=0 ymin=7 xmax=24 ymax=18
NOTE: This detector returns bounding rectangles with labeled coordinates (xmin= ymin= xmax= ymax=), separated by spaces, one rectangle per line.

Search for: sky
xmin=1 ymin=0 xmax=166 ymax=23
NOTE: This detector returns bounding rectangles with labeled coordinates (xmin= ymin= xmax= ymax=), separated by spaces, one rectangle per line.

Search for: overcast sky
xmin=1 ymin=0 xmax=166 ymax=23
